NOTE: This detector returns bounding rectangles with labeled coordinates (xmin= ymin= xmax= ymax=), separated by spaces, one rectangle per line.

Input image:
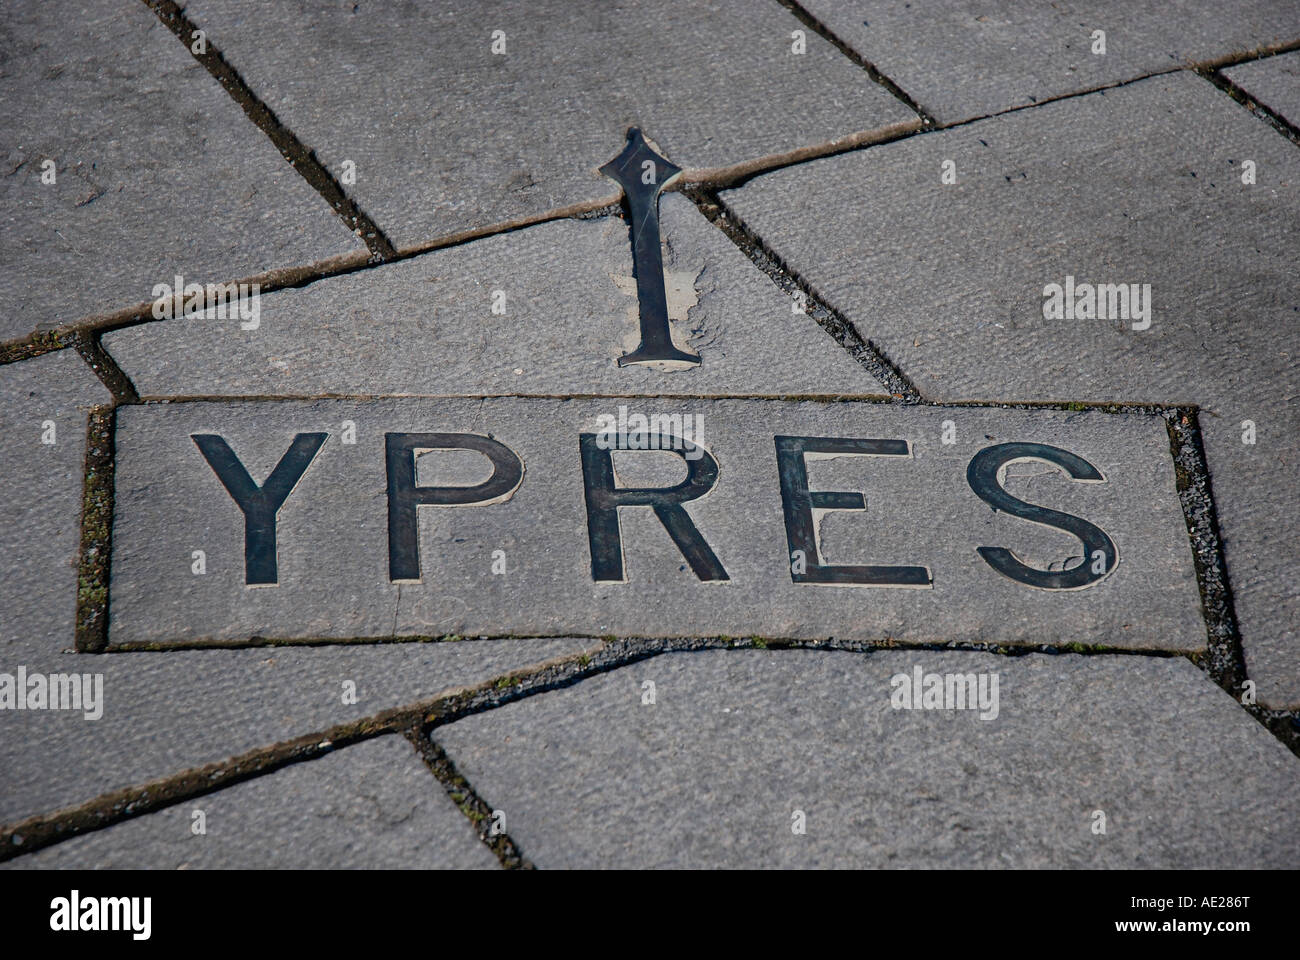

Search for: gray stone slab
xmin=5 ymin=735 xmax=497 ymax=869
xmin=723 ymin=72 xmax=1300 ymax=706
xmin=435 ymin=648 xmax=1300 ymax=868
xmin=0 ymin=637 xmax=591 ymax=827
xmin=0 ymin=0 xmax=363 ymax=344
xmin=107 ymin=396 xmax=1202 ymax=652
xmin=177 ymin=0 xmax=918 ymax=249
xmin=0 ymin=352 xmax=592 ymax=828
xmin=102 ymin=195 xmax=887 ymax=398
xmin=0 ymin=350 xmax=111 ymax=651
xmin=1224 ymin=49 xmax=1300 ymax=128
xmin=800 ymin=0 xmax=1300 ymax=124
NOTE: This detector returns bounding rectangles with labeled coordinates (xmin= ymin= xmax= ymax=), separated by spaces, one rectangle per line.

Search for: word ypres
xmin=192 ymin=429 xmax=1118 ymax=591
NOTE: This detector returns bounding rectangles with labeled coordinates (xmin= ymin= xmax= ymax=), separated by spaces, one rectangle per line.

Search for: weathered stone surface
xmin=6 ymin=0 xmax=1296 ymax=877
xmin=800 ymin=0 xmax=1300 ymax=123
xmin=107 ymin=396 xmax=1202 ymax=651
xmin=102 ymin=195 xmax=889 ymax=398
xmin=1223 ymin=49 xmax=1300 ymax=128
xmin=0 ymin=350 xmax=111 ymax=650
xmin=0 ymin=352 xmax=591 ymax=829
xmin=723 ymin=72 xmax=1300 ymax=705
xmin=435 ymin=648 xmax=1300 ymax=868
xmin=0 ymin=0 xmax=363 ymax=345
xmin=0 ymin=637 xmax=591 ymax=828
xmin=178 ymin=0 xmax=918 ymax=248
xmin=5 ymin=735 xmax=497 ymax=869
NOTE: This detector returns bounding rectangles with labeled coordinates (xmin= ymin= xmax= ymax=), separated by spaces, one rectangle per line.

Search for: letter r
xmin=579 ymin=433 xmax=727 ymax=582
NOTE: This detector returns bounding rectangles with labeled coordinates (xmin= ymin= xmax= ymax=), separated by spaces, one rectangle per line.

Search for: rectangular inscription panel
xmin=108 ymin=398 xmax=1204 ymax=649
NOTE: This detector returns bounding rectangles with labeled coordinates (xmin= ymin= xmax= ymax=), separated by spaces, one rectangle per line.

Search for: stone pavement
xmin=1 ymin=0 xmax=1297 ymax=870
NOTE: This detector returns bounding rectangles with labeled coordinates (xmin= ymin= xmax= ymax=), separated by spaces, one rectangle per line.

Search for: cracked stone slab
xmin=0 ymin=637 xmax=591 ymax=829
xmin=4 ymin=735 xmax=497 ymax=869
xmin=0 ymin=352 xmax=593 ymax=827
xmin=102 ymin=195 xmax=886 ymax=398
xmin=434 ymin=648 xmax=1300 ymax=868
xmin=0 ymin=0 xmax=363 ymax=345
xmin=724 ymin=72 xmax=1299 ymax=706
xmin=799 ymin=0 xmax=1300 ymax=124
xmin=1223 ymin=49 xmax=1300 ymax=128
xmin=176 ymin=0 xmax=918 ymax=248
xmin=108 ymin=397 xmax=1201 ymax=653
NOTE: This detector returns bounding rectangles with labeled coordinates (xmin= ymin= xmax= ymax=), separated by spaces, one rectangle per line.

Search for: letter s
xmin=966 ymin=442 xmax=1117 ymax=589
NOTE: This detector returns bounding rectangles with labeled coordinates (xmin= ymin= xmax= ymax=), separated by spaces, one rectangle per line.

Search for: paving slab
xmin=0 ymin=638 xmax=590 ymax=828
xmin=177 ymin=0 xmax=918 ymax=248
xmin=0 ymin=351 xmax=592 ymax=827
xmin=0 ymin=0 xmax=363 ymax=345
xmin=102 ymin=195 xmax=887 ymax=398
xmin=799 ymin=0 xmax=1300 ymax=124
xmin=4 ymin=735 xmax=497 ymax=869
xmin=434 ymin=648 xmax=1300 ymax=868
xmin=0 ymin=350 xmax=112 ymax=651
xmin=1223 ymin=49 xmax=1300 ymax=128
xmin=723 ymin=72 xmax=1300 ymax=706
xmin=106 ymin=396 xmax=1202 ymax=651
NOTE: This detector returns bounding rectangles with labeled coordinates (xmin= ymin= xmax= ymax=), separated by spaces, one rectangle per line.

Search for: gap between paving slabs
xmin=45 ymin=388 xmax=1299 ymax=863
xmin=0 ymin=0 xmax=926 ymax=357
xmin=141 ymin=0 xmax=395 ymax=260
xmin=0 ymin=633 xmax=1270 ymax=867
xmin=402 ymin=727 xmax=533 ymax=869
xmin=679 ymin=174 xmax=1300 ymax=751
xmin=1 ymin=41 xmax=1290 ymax=361
xmin=7 ymin=24 xmax=1299 ymax=863
xmin=1201 ymin=60 xmax=1300 ymax=147
xmin=52 ymin=176 xmax=1299 ymax=864
xmin=776 ymin=0 xmax=935 ymax=126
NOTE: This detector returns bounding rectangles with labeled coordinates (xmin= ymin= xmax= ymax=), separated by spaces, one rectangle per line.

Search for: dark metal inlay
xmin=600 ymin=128 xmax=700 ymax=367
xmin=385 ymin=433 xmax=525 ymax=583
xmin=579 ymin=432 xmax=726 ymax=582
xmin=192 ymin=432 xmax=328 ymax=585
xmin=774 ymin=435 xmax=931 ymax=587
xmin=967 ymin=442 xmax=1117 ymax=590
